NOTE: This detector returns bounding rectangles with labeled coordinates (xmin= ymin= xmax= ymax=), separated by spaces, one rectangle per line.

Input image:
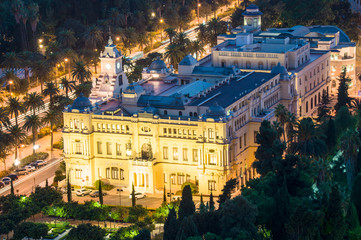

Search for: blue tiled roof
xmin=308 ymin=26 xmax=351 ymax=42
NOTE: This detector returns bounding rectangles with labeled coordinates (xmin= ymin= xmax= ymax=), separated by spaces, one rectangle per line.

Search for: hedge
xmin=44 ymin=233 xmax=59 ymax=239
xmin=20 ymin=152 xmax=49 ymax=167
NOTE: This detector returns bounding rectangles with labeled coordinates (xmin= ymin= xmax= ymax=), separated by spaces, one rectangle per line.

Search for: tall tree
xmin=7 ymin=96 xmax=25 ymax=126
xmin=71 ymin=61 xmax=92 ymax=83
xmin=271 ymin=179 xmax=290 ymax=240
xmin=178 ymin=185 xmax=195 ymax=222
xmin=43 ymin=82 xmax=60 ymax=108
xmin=218 ymin=178 xmax=238 ymax=208
xmin=322 ymin=185 xmax=346 ymax=239
xmin=209 ymin=192 xmax=215 ymax=211
xmin=23 ymin=92 xmax=44 ymax=115
xmin=67 ymin=175 xmax=72 ymax=202
xmin=59 ymin=77 xmax=76 ymax=98
xmin=335 ymin=68 xmax=351 ymax=112
xmin=164 ymin=207 xmax=179 ymax=240
xmin=8 ymin=125 xmax=25 ymax=162
xmin=42 ymin=109 xmax=60 ymax=152
xmin=253 ymin=120 xmax=285 ymax=176
xmin=23 ymin=115 xmax=42 ymax=154
xmin=339 ymin=129 xmax=361 ymax=189
xmin=98 ymin=179 xmax=103 ymax=205
xmin=176 ymin=216 xmax=199 ymax=240
xmin=131 ymin=183 xmax=136 ymax=207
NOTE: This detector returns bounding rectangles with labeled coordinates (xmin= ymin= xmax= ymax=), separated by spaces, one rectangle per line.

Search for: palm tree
xmin=196 ymin=23 xmax=208 ymax=45
xmin=0 ymin=107 xmax=10 ymax=128
xmin=23 ymin=92 xmax=44 ymax=115
xmin=83 ymin=25 xmax=104 ymax=50
xmin=60 ymin=77 xmax=76 ymax=98
xmin=8 ymin=125 xmax=26 ymax=162
xmin=71 ymin=61 xmax=92 ymax=83
xmin=7 ymin=96 xmax=25 ymax=126
xmin=43 ymin=82 xmax=60 ymax=108
xmin=164 ymin=45 xmax=185 ymax=69
xmin=74 ymin=82 xmax=93 ymax=98
xmin=12 ymin=78 xmax=29 ymax=95
xmin=165 ymin=28 xmax=177 ymax=43
xmin=0 ymin=130 xmax=11 ymax=170
xmin=108 ymin=8 xmax=122 ymax=26
xmin=42 ymin=109 xmax=61 ymax=152
xmin=275 ymin=104 xmax=288 ymax=142
xmin=189 ymin=40 xmax=205 ymax=60
xmin=0 ymin=71 xmax=20 ymax=95
xmin=32 ymin=60 xmax=55 ymax=91
xmin=0 ymin=52 xmax=23 ymax=70
xmin=58 ymin=30 xmax=77 ymax=49
xmin=290 ymin=118 xmax=327 ymax=158
xmin=137 ymin=32 xmax=150 ymax=51
xmin=23 ymin=115 xmax=42 ymax=154
xmin=206 ymin=18 xmax=227 ymax=46
xmin=339 ymin=129 xmax=361 ymax=189
xmin=173 ymin=32 xmax=190 ymax=52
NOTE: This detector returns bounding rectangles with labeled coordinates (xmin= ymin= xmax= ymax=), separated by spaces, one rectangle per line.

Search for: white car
xmin=24 ymin=165 xmax=36 ymax=172
xmin=129 ymin=192 xmax=146 ymax=199
xmin=32 ymin=160 xmax=47 ymax=167
xmin=76 ymin=188 xmax=92 ymax=196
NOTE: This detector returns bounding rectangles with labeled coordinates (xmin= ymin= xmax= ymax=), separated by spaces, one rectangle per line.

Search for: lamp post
xmin=169 ymin=174 xmax=174 ymax=202
xmin=117 ymin=188 xmax=123 ymax=206
xmin=33 ymin=144 xmax=39 ymax=154
xmin=14 ymin=159 xmax=19 ymax=169
xmin=8 ymin=80 xmax=13 ymax=95
xmin=160 ymin=19 xmax=164 ymax=42
xmin=64 ymin=58 xmax=70 ymax=79
xmin=197 ymin=0 xmax=201 ymax=24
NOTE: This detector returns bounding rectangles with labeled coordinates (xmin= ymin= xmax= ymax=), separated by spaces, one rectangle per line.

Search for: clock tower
xmin=89 ymin=36 xmax=129 ymax=102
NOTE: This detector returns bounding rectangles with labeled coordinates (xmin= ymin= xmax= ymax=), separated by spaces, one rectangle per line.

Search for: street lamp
xmin=197 ymin=0 xmax=201 ymax=23
xmin=33 ymin=144 xmax=39 ymax=154
xmin=14 ymin=159 xmax=20 ymax=169
xmin=151 ymin=12 xmax=156 ymax=18
xmin=64 ymin=58 xmax=70 ymax=79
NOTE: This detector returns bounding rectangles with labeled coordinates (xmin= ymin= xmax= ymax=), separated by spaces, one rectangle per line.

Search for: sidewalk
xmin=1 ymin=130 xmax=63 ymax=172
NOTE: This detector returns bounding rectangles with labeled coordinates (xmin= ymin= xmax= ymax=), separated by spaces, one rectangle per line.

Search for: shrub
xmin=0 ymin=170 xmax=12 ymax=179
xmin=94 ymin=180 xmax=114 ymax=191
xmin=20 ymin=152 xmax=49 ymax=167
xmin=44 ymin=233 xmax=59 ymax=239
xmin=67 ymin=223 xmax=106 ymax=240
xmin=53 ymin=138 xmax=64 ymax=149
xmin=52 ymin=228 xmax=65 ymax=234
xmin=13 ymin=222 xmax=49 ymax=240
xmin=38 ymin=127 xmax=52 ymax=138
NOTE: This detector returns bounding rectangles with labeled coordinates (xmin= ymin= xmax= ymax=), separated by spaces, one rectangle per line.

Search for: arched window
xmin=233 ymin=61 xmax=239 ymax=67
xmin=306 ymin=101 xmax=309 ymax=113
xmin=314 ymin=95 xmax=317 ymax=106
xmin=194 ymin=112 xmax=198 ymax=117
xmin=190 ymin=112 xmax=193 ymax=117
xmin=221 ymin=61 xmax=226 ymax=67
xmin=164 ymin=110 xmax=168 ymax=115
xmin=246 ymin=61 xmax=251 ymax=69
xmin=179 ymin=111 xmax=182 ymax=116
xmin=311 ymin=98 xmax=313 ymax=109
xmin=258 ymin=62 xmax=264 ymax=70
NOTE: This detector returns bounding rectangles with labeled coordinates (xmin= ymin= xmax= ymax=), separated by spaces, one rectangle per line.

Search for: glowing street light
xmin=38 ymin=39 xmax=43 ymax=43
xmin=33 ymin=145 xmax=40 ymax=153
xmin=151 ymin=12 xmax=155 ymax=17
xmin=14 ymin=159 xmax=20 ymax=167
xmin=160 ymin=19 xmax=164 ymax=41
xmin=64 ymin=58 xmax=70 ymax=78
xmin=197 ymin=0 xmax=201 ymax=23
xmin=116 ymin=37 xmax=120 ymax=41
xmin=8 ymin=80 xmax=13 ymax=95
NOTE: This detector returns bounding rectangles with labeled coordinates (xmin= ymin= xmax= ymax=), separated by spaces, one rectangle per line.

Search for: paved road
xmin=0 ymin=157 xmax=62 ymax=196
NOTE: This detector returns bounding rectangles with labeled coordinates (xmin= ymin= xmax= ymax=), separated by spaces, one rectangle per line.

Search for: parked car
xmin=24 ymin=165 xmax=36 ymax=172
xmin=7 ymin=174 xmax=18 ymax=181
xmin=15 ymin=168 xmax=29 ymax=175
xmin=76 ymin=188 xmax=92 ymax=196
xmin=172 ymin=196 xmax=182 ymax=201
xmin=1 ymin=177 xmax=11 ymax=185
xmin=0 ymin=181 xmax=5 ymax=188
xmin=129 ymin=192 xmax=146 ymax=199
xmin=90 ymin=191 xmax=107 ymax=198
xmin=33 ymin=160 xmax=47 ymax=167
xmin=166 ymin=192 xmax=174 ymax=197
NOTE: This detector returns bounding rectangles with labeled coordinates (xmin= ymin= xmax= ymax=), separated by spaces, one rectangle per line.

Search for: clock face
xmin=105 ymin=64 xmax=111 ymax=70
xmin=117 ymin=62 xmax=121 ymax=69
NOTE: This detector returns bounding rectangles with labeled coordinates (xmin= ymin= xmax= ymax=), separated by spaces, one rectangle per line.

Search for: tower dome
xmin=271 ymin=62 xmax=289 ymax=80
xmin=242 ymin=4 xmax=263 ymax=31
xmin=205 ymin=103 xmax=226 ymax=119
xmin=71 ymin=93 xmax=93 ymax=112
xmin=149 ymin=57 xmax=167 ymax=71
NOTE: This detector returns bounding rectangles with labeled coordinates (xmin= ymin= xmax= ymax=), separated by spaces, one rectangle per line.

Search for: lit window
xmin=192 ymin=149 xmax=198 ymax=162
xmin=208 ymin=154 xmax=217 ymax=165
xmin=97 ymin=141 xmax=102 ymax=154
xmin=183 ymin=148 xmax=188 ymax=161
xmin=208 ymin=128 xmax=214 ymax=139
xmin=173 ymin=148 xmax=178 ymax=160
xmin=106 ymin=168 xmax=110 ymax=179
xmin=177 ymin=174 xmax=185 ymax=185
xmin=171 ymin=174 xmax=176 ymax=184
xmin=75 ymin=143 xmax=82 ymax=154
xmin=116 ymin=144 xmax=121 ymax=156
xmin=106 ymin=142 xmax=112 ymax=155
xmin=208 ymin=180 xmax=216 ymax=191
xmin=75 ymin=169 xmax=82 ymax=179
xmin=163 ymin=147 xmax=168 ymax=159
xmin=111 ymin=167 xmax=118 ymax=179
